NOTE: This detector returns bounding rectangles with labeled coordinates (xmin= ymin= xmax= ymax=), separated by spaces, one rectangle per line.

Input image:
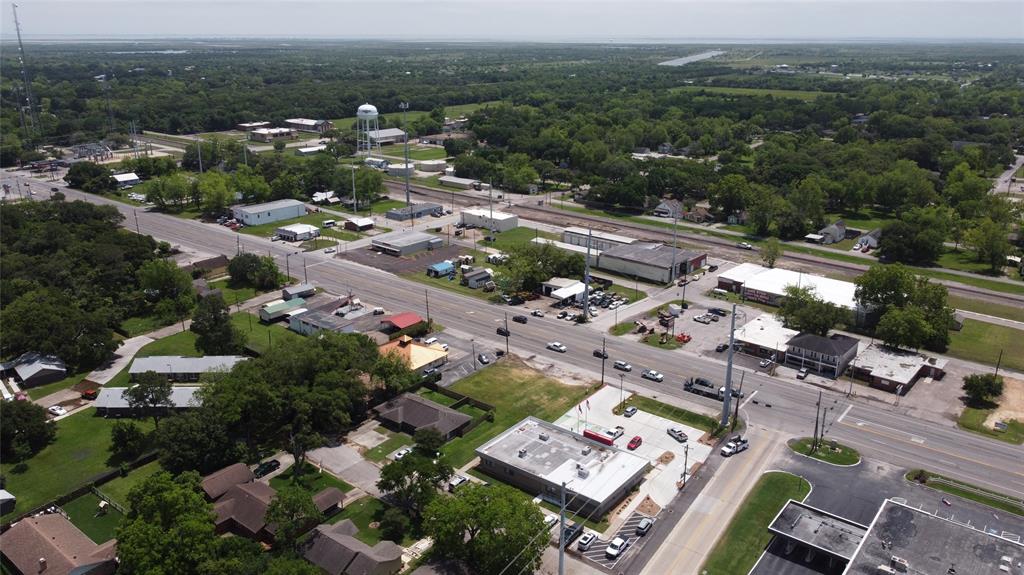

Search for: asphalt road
xmin=6 ymin=175 xmax=1024 ymax=502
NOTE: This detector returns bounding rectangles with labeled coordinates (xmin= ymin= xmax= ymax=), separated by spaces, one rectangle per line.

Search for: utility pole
xmin=133 ymin=209 xmax=141 ymax=234
xmin=994 ymin=349 xmax=1003 ymax=378
xmin=720 ymin=303 xmax=738 ymax=427
xmin=400 ymin=102 xmax=411 ymax=207
xmin=812 ymin=390 xmax=822 ymax=453
xmin=670 ymin=214 xmax=678 ymax=283
xmin=471 ymin=339 xmax=477 ymax=371
xmin=600 ymin=337 xmax=607 ymax=386
xmin=303 ymin=258 xmax=308 ymax=284
xmin=558 ymin=482 xmax=567 ymax=575
xmin=581 ymin=228 xmax=592 ymax=323
xmin=619 ymin=373 xmax=625 ymax=408
xmin=196 ymin=135 xmax=204 ymax=173
xmin=424 ymin=289 xmax=431 ymax=326
xmin=682 ymin=443 xmax=689 ymax=486
xmin=504 ymin=312 xmax=510 ymax=356
xmin=732 ymin=372 xmax=745 ymax=431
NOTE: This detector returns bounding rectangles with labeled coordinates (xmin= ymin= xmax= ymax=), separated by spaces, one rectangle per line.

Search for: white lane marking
xmin=836 ymin=404 xmax=853 ymax=423
xmin=739 ymin=390 xmax=759 ymax=409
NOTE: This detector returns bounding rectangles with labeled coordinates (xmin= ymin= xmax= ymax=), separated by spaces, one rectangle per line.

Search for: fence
xmin=419 ymin=381 xmax=496 ymax=435
xmin=928 ymin=476 xmax=1024 ymax=507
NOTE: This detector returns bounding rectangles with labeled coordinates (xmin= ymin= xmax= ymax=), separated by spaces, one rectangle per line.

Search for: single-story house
xmin=682 ymin=205 xmax=713 ymax=224
xmin=202 ymin=462 xmax=255 ymax=500
xmin=380 ymin=312 xmax=425 ymax=333
xmin=0 ymin=513 xmax=117 ymax=575
xmin=785 ymin=333 xmax=860 ymax=378
xmin=378 ymin=335 xmax=448 ymax=372
xmin=94 ymin=386 xmax=202 ymax=416
xmin=856 ymin=228 xmax=882 ymax=250
xmin=0 ymin=352 xmax=66 ymax=388
xmin=653 ymin=199 xmax=683 ymax=218
xmin=368 ymin=128 xmax=407 ymax=146
xmin=462 ymin=268 xmax=493 ymax=289
xmin=276 ymin=223 xmax=320 ymax=242
xmin=427 ymin=261 xmax=455 ymax=278
xmin=809 ymin=220 xmax=847 ymax=245
xmin=345 ymin=217 xmax=375 ymax=232
xmin=302 ymin=520 xmax=404 ymax=575
xmin=113 ymin=172 xmax=141 ymax=188
xmin=285 ymin=118 xmax=335 ymax=134
xmin=129 ymin=355 xmax=247 ymax=382
xmin=373 ymin=392 xmax=472 ymax=441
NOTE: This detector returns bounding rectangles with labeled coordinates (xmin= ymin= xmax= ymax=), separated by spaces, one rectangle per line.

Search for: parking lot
xmin=577 ymin=511 xmax=655 ymax=569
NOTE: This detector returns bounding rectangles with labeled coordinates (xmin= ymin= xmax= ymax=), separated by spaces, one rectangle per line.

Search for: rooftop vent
xmin=539 ymin=433 xmax=549 ymax=441
xmin=518 ymin=448 xmax=527 ymax=458
xmin=581 ymin=446 xmax=591 ymax=456
xmin=577 ymin=466 xmax=590 ymax=479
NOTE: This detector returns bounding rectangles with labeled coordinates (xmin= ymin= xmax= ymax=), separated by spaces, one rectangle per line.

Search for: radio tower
xmin=12 ymin=4 xmax=39 ymax=139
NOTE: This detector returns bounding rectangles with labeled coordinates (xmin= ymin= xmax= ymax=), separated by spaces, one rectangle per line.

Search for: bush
xmin=379 ymin=507 xmax=411 ymax=543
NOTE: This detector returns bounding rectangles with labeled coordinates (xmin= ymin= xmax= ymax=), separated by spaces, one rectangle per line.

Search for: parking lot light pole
xmin=683 ymin=443 xmax=689 ymax=487
xmin=558 ymin=481 xmax=567 ymax=575
xmin=619 ymin=373 xmax=625 ymax=408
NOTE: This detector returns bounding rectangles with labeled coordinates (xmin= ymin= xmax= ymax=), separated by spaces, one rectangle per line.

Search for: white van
xmin=322 ymin=219 xmax=336 ymax=228
xmin=423 ymin=337 xmax=439 ymax=346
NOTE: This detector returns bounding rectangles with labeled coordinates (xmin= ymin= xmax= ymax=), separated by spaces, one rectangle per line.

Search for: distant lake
xmin=658 ymin=50 xmax=726 ymax=66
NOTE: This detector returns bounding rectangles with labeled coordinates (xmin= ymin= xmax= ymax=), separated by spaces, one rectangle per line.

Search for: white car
xmin=47 ymin=405 xmax=67 ymax=416
xmin=641 ymin=369 xmax=664 ymax=382
xmin=577 ymin=532 xmax=597 ymax=551
xmin=668 ymin=427 xmax=688 ymax=443
xmin=547 ymin=342 xmax=568 ymax=353
xmin=737 ymin=242 xmax=754 ymax=250
xmin=394 ymin=448 xmax=412 ymax=460
xmin=613 ymin=360 xmax=633 ymax=372
xmin=531 ymin=309 xmax=545 ymax=317
xmin=759 ymin=358 xmax=772 ymax=368
xmin=605 ymin=536 xmax=630 ymax=559
xmin=323 ymin=247 xmax=336 ymax=254
xmin=543 ymin=515 xmax=558 ymax=530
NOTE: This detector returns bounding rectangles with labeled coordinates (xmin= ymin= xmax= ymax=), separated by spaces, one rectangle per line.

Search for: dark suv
xmin=253 ymin=459 xmax=281 ymax=478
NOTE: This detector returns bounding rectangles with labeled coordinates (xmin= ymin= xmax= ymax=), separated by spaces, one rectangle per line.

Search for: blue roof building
xmin=427 ymin=261 xmax=455 ymax=277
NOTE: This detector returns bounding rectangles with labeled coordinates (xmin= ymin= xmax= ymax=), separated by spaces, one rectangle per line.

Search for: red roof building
xmin=381 ymin=312 xmax=424 ymax=331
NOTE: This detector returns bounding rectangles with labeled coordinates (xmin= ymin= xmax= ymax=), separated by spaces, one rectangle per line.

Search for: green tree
xmin=304 ymin=154 xmax=337 ymax=195
xmin=228 ymin=253 xmax=282 ymax=289
xmin=761 ymin=238 xmax=782 ymax=268
xmin=875 ymin=306 xmax=932 ymax=350
xmin=872 ymin=159 xmax=937 ymax=214
xmin=270 ymin=171 xmax=302 ymax=200
xmin=198 ymin=171 xmax=232 ymax=217
xmin=0 ymin=400 xmax=55 ymax=462
xmin=370 ymin=351 xmax=420 ymax=400
xmin=377 ymin=451 xmax=453 ymax=520
xmin=146 ymin=173 xmax=192 ymax=210
xmin=231 ymin=166 xmax=272 ymax=204
xmin=266 ymin=487 xmax=320 ymax=551
xmin=503 ymin=242 xmax=585 ymax=293
xmin=964 ymin=217 xmax=1011 ymax=274
xmin=413 ymin=428 xmax=445 ymax=457
xmin=191 ymin=293 xmax=246 ymax=355
xmin=0 ymin=288 xmax=117 ymax=370
xmin=137 ymin=258 xmax=193 ymax=302
xmin=354 ymin=167 xmax=385 ymax=206
xmin=110 ymin=420 xmax=148 ymax=460
xmin=708 ymin=174 xmax=750 ymax=217
xmin=156 ymin=409 xmax=244 ymax=474
xmin=273 ymin=139 xmax=286 ymax=153
xmin=961 ymin=373 xmax=1004 ymax=407
xmin=125 ymin=370 xmax=174 ymax=429
xmin=854 ymin=264 xmax=916 ymax=316
xmin=64 ymin=161 xmax=116 ymax=194
xmin=424 ymin=483 xmax=546 ymax=575
xmin=117 ymin=471 xmax=219 ymax=574
xmin=379 ymin=507 xmax=411 ymax=543
xmin=777 ymin=285 xmax=850 ymax=336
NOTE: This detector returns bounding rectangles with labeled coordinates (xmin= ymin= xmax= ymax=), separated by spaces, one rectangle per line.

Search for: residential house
xmin=129 ymin=355 xmax=247 ymax=382
xmin=302 ymin=520 xmax=404 ymax=575
xmin=0 ymin=352 xmax=66 ymax=388
xmin=373 ymin=392 xmax=472 ymax=441
xmin=653 ymin=199 xmax=683 ymax=218
xmin=202 ymin=462 xmax=254 ymax=500
xmin=379 ymin=312 xmax=424 ymax=333
xmin=682 ymin=205 xmax=713 ymax=224
xmin=345 ymin=217 xmax=375 ymax=232
xmin=785 ymin=333 xmax=860 ymax=378
xmin=0 ymin=513 xmax=117 ymax=575
xmin=856 ymin=228 xmax=882 ymax=250
xmin=809 ymin=220 xmax=847 ymax=245
xmin=378 ymin=336 xmax=448 ymax=373
xmin=94 ymin=386 xmax=201 ymax=416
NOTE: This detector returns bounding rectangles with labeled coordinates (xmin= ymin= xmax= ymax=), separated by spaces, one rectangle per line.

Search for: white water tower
xmin=356 ymin=103 xmax=382 ymax=161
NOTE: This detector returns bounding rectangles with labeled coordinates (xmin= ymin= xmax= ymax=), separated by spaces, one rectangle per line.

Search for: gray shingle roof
xmin=786 ymin=333 xmax=859 ymax=357
xmin=374 ymin=393 xmax=471 ymax=437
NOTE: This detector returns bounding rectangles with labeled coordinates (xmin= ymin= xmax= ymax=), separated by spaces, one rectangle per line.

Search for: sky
xmin=1 ymin=0 xmax=1022 ymax=42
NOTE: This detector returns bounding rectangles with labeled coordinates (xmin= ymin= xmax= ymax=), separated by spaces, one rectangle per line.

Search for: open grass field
xmin=98 ymin=460 xmax=163 ymax=509
xmin=907 ymin=470 xmax=1024 ymax=516
xmin=947 ymin=320 xmax=1024 ymax=372
xmin=331 ymin=101 xmax=500 ymax=132
xmin=325 ymin=496 xmax=417 ymax=546
xmin=121 ymin=313 xmax=175 ymax=337
xmin=701 ymin=472 xmax=812 ymax=575
xmin=788 ymin=437 xmax=861 ymax=465
xmin=824 ymin=208 xmax=896 ymax=233
xmin=477 ymin=226 xmax=558 ymax=252
xmin=616 ymin=394 xmax=719 ymax=433
xmin=208 ymin=278 xmax=259 ymax=305
xmin=937 ymin=248 xmax=998 ymax=275
xmin=25 ymin=370 xmax=90 ymax=400
xmin=442 ymin=357 xmax=595 ymax=467
xmin=379 ymin=144 xmax=448 ymax=161
xmin=63 ymin=492 xmax=124 ymax=544
xmin=670 ymin=85 xmax=833 ymax=101
xmin=0 ymin=409 xmax=156 ymax=520
xmin=957 ymin=407 xmax=1024 ymax=445
xmin=609 ymin=321 xmax=635 ymax=336
xmin=270 ymin=462 xmax=354 ymax=494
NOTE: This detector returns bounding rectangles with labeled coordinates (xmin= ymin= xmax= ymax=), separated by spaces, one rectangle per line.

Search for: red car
xmin=627 ymin=436 xmax=643 ymax=450
xmin=81 ymin=389 xmax=99 ymax=400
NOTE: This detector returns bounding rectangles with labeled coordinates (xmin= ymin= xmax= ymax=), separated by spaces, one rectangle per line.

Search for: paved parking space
xmin=579 ymin=512 xmax=654 ymax=569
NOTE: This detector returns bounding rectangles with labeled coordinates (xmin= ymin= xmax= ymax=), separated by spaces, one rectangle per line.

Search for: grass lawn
xmin=0 ymin=409 xmax=155 ymax=521
xmin=238 ymin=213 xmax=361 ymax=242
xmin=906 ymin=470 xmax=1024 ymax=516
xmin=701 ymin=472 xmax=812 ymax=575
xmin=787 ymin=437 xmax=861 ymax=465
xmin=937 ymin=249 xmax=999 ymax=275
xmin=639 ymin=332 xmax=682 ymax=350
xmin=947 ymin=320 xmax=1024 ymax=372
xmin=603 ymin=283 xmax=647 ymax=302
xmin=63 ymin=492 xmax=124 ymax=544
xmin=957 ymin=406 xmax=1024 ymax=445
xmin=947 ymin=295 xmax=1024 ymax=323
xmin=670 ymin=85 xmax=832 ymax=101
xmin=610 ymin=322 xmax=636 ymax=336
xmin=616 ymin=395 xmax=719 ymax=433
xmin=138 ymin=327 xmax=199 ymax=356
xmin=477 ymin=226 xmax=558 ymax=252
xmin=379 ymin=144 xmax=448 ymax=161
xmin=121 ymin=313 xmax=175 ymax=337
xmin=270 ymin=462 xmax=354 ymax=494
xmin=230 ymin=311 xmax=305 ymax=355
xmin=416 ymin=388 xmax=459 ymax=407
xmin=825 ymin=208 xmax=896 ymax=233
xmin=209 ymin=278 xmax=259 ymax=305
xmin=98 ymin=460 xmax=163 ymax=509
xmin=326 ymin=496 xmax=418 ymax=546
xmin=25 ymin=370 xmax=90 ymax=400
xmin=443 ymin=358 xmax=595 ymax=467
xmin=363 ymin=432 xmax=413 ymax=463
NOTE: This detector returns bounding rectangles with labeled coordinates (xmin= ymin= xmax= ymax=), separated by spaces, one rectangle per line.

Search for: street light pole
xmin=600 ymin=337 xmax=607 ymax=386
xmin=720 ymin=303 xmax=739 ymax=428
xmin=471 ymin=339 xmax=477 ymax=370
xmin=619 ymin=373 xmax=625 ymax=408
xmin=504 ymin=312 xmax=510 ymax=356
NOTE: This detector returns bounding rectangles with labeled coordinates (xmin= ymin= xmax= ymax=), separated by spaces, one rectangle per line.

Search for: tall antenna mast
xmin=12 ymin=3 xmax=39 ymax=138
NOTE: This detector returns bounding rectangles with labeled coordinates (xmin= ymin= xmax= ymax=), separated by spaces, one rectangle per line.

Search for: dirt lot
xmin=985 ymin=375 xmax=1024 ymax=427
xmin=336 ymin=243 xmax=470 ymax=274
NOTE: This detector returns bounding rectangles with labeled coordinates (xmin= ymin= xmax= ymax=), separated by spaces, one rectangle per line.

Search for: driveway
xmin=307 ymin=443 xmax=383 ymax=498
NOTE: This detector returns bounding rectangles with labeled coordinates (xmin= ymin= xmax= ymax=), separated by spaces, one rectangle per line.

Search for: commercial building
xmin=734 ymin=314 xmax=799 ymax=361
xmin=597 ymin=242 xmax=707 ymax=284
xmin=94 ymin=386 xmax=202 ymax=416
xmin=113 ymin=172 xmax=141 ymax=188
xmin=302 ymin=521 xmax=404 ymax=575
xmin=438 ymin=175 xmax=478 ymax=189
xmin=0 ymin=513 xmax=117 ymax=575
xmin=260 ymin=298 xmax=307 ymax=322
xmin=378 ymin=335 xmax=448 ymax=372
xmin=345 ymin=217 xmax=375 ymax=231
xmin=785 ymin=333 xmax=860 ymax=378
xmin=249 ymin=127 xmax=295 ymax=142
xmin=285 ymin=118 xmax=334 ymax=134
xmin=236 ymin=121 xmax=271 ymax=131
xmin=476 ymin=417 xmax=650 ymax=517
xmin=763 ymin=500 xmax=868 ymax=573
xmin=0 ymin=352 xmax=66 ymax=388
xmin=379 ymin=312 xmax=424 ymax=333
xmin=283 ymin=283 xmax=316 ymax=300
xmin=371 ymin=230 xmax=443 ymax=256
xmin=540 ymin=277 xmax=587 ymax=303
xmin=415 ymin=159 xmax=448 ymax=172
xmin=850 ymin=342 xmax=948 ymax=394
xmin=460 ymin=209 xmax=519 ymax=232
xmin=232 ymin=199 xmax=305 ymax=226
xmin=717 ymin=263 xmax=861 ymax=319
xmin=385 ymin=202 xmax=443 ymax=221
xmin=129 ymin=355 xmax=247 ymax=381
xmin=461 ymin=268 xmax=493 ymax=289
xmin=276 ymin=223 xmax=320 ymax=242
xmin=367 ymin=128 xmax=407 ymax=145
xmin=419 ymin=132 xmax=471 ymax=146
xmin=373 ymin=393 xmax=472 ymax=440
xmin=562 ymin=226 xmax=636 ymax=252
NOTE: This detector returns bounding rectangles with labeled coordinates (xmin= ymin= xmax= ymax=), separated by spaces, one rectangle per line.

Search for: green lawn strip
xmin=443 ymin=360 xmax=595 ymax=467
xmin=617 ymin=395 xmax=719 ymax=434
xmin=138 ymin=328 xmax=200 ymax=356
xmin=326 ymin=496 xmax=418 ymax=546
xmin=602 ymin=283 xmax=647 ymax=302
xmin=416 ymin=388 xmax=459 ymax=407
xmin=787 ymin=437 xmax=861 ymax=465
xmin=947 ymin=295 xmax=1024 ymax=323
xmin=906 ymin=470 xmax=1024 ymax=516
xmin=0 ymin=409 xmax=156 ymax=520
xmin=236 ymin=213 xmax=362 ymax=241
xmin=957 ymin=407 xmax=1024 ymax=445
xmin=98 ymin=460 xmax=163 ymax=509
xmin=477 ymin=226 xmax=558 ymax=252
xmin=270 ymin=462 xmax=354 ymax=494
xmin=609 ymin=322 xmax=635 ymax=336
xmin=379 ymin=145 xmax=448 ymax=161
xmin=910 ymin=268 xmax=1023 ymax=295
xmin=363 ymin=432 xmax=413 ymax=463
xmin=701 ymin=472 xmax=812 ymax=575
xmin=209 ymin=279 xmax=259 ymax=304
xmin=947 ymin=320 xmax=1024 ymax=372
xmin=937 ymin=249 xmax=999 ymax=275
xmin=63 ymin=492 xmax=124 ymax=544
xmin=639 ymin=333 xmax=682 ymax=351
xmin=229 ymin=312 xmax=305 ymax=356
xmin=456 ymin=404 xmax=488 ymax=419
xmin=669 ymin=85 xmax=831 ymax=101
xmin=25 ymin=370 xmax=90 ymax=400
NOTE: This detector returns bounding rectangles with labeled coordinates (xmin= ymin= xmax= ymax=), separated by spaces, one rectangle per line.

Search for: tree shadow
xmin=960 ymin=395 xmax=998 ymax=410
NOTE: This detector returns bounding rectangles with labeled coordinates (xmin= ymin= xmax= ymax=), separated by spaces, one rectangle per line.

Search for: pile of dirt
xmin=657 ymin=451 xmax=675 ymax=465
xmin=984 ymin=375 xmax=1024 ymax=428
xmin=636 ymin=496 xmax=661 ymax=516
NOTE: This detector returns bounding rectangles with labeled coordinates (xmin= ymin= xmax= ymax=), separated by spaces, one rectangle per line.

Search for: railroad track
xmin=386 ymin=181 xmax=1024 ymax=304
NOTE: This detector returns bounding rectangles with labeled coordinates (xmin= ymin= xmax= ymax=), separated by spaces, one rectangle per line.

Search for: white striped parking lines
xmin=578 ymin=512 xmax=652 ymax=570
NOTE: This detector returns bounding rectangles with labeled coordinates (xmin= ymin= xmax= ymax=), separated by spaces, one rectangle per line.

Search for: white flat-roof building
xmin=368 ymin=128 xmax=407 ymax=145
xmin=236 ymin=121 xmax=270 ymax=131
xmin=717 ymin=263 xmax=861 ymax=318
xmin=276 ymin=224 xmax=320 ymax=242
xmin=563 ymin=226 xmax=637 ymax=252
xmin=734 ymin=314 xmax=799 ymax=360
xmin=539 ymin=277 xmax=587 ymax=302
xmin=232 ymin=199 xmax=305 ymax=226
xmin=460 ymin=209 xmax=519 ymax=232
xmin=113 ymin=172 xmax=141 ymax=188
xmin=476 ymin=417 xmax=650 ymax=516
xmin=439 ymin=175 xmax=477 ymax=189
xmin=851 ymin=342 xmax=948 ymax=394
xmin=249 ymin=127 xmax=295 ymax=142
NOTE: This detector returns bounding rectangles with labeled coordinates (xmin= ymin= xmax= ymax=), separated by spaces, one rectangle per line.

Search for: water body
xmin=658 ymin=50 xmax=726 ymax=66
